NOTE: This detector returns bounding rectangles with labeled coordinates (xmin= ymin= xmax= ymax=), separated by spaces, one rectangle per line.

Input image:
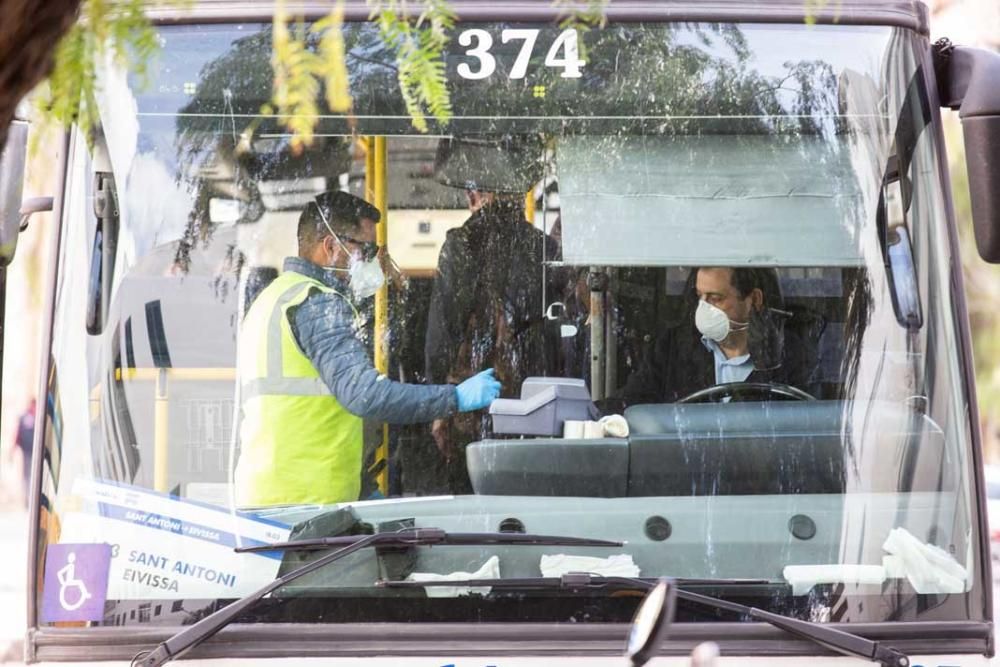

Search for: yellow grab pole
xmin=371 ymin=136 xmax=390 ymax=495
xmin=364 ymin=137 xmax=376 ymax=204
xmin=116 ymin=368 xmax=236 ymax=382
xmin=154 ymin=368 xmax=169 ymax=493
xmin=373 ymin=135 xmax=389 ymax=373
xmin=525 ymin=188 xmax=535 ymax=225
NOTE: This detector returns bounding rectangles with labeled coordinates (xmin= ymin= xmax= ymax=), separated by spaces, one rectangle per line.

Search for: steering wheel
xmin=676 ymin=381 xmax=815 ymax=404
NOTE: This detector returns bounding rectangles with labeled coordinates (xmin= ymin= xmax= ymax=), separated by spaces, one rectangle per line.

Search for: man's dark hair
xmin=298 ymin=190 xmax=380 ymax=254
xmin=730 ymin=268 xmax=783 ymax=308
xmin=687 ymin=267 xmax=784 ymax=309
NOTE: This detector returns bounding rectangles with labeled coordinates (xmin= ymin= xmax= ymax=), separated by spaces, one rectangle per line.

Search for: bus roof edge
xmin=144 ymin=0 xmax=930 ymax=37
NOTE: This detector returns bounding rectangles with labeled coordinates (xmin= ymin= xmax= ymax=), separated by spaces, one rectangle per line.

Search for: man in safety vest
xmin=234 ymin=190 xmax=501 ymax=508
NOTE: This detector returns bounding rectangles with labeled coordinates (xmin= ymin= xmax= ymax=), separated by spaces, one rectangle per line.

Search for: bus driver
xmin=621 ymin=266 xmax=821 ymax=403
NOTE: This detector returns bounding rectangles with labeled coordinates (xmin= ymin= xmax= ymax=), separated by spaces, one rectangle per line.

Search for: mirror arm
xmin=933 ymin=38 xmax=960 ymax=109
xmin=934 ymin=40 xmax=1000 ymax=117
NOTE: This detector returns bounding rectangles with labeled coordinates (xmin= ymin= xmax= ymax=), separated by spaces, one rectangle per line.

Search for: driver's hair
xmin=686 ymin=267 xmax=784 ymax=309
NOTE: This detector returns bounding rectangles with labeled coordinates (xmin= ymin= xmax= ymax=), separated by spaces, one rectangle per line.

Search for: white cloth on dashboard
xmin=406 ymin=555 xmax=500 ymax=598
xmin=599 ymin=414 xmax=630 ymax=438
xmin=781 ymin=528 xmax=969 ymax=595
xmin=540 ymin=553 xmax=640 ymax=578
xmin=783 ymin=564 xmax=885 ymax=596
xmin=882 ymin=527 xmax=967 ymax=594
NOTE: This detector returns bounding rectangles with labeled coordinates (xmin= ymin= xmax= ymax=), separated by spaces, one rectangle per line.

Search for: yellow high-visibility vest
xmin=234 ymin=270 xmax=362 ymax=507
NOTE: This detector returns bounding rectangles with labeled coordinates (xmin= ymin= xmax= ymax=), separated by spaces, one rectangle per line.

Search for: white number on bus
xmin=456 ymin=29 xmax=496 ymax=80
xmin=545 ymin=28 xmax=585 ymax=78
xmin=501 ymin=29 xmax=540 ymax=79
xmin=457 ymin=28 xmax=585 ymax=80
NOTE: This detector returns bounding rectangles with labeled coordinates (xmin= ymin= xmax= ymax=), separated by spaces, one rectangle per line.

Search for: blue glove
xmin=455 ymin=368 xmax=502 ymax=412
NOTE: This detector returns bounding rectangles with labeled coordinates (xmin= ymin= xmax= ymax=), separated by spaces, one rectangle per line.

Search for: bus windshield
xmin=38 ymin=19 xmax=982 ymax=630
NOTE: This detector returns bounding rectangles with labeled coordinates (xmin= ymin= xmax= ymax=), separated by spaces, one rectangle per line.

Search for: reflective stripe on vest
xmin=234 ymin=270 xmax=363 ymax=508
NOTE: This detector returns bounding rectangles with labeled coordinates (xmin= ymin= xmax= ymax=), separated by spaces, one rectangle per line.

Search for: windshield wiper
xmin=234 ymin=527 xmax=620 ymax=553
xmin=134 ymin=528 xmax=622 ymax=667
xmin=380 ymin=575 xmax=910 ymax=667
xmin=679 ymin=585 xmax=909 ymax=667
xmin=378 ymin=573 xmax=770 ymax=590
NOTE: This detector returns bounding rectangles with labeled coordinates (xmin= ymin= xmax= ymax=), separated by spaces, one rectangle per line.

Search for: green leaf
xmin=369 ymin=0 xmax=456 ymax=132
xmin=35 ymin=0 xmax=186 ymax=145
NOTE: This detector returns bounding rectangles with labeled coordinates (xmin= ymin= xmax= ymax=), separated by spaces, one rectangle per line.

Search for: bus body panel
xmin=20 ymin=1 xmax=996 ymax=663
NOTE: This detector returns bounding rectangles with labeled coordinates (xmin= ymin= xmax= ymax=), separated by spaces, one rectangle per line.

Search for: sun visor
xmin=557 ymin=135 xmax=868 ymax=267
xmin=434 ymin=135 xmax=544 ymax=194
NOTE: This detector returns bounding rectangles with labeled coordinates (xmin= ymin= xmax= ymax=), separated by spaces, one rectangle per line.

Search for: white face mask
xmin=695 ymin=299 xmax=748 ymax=343
xmin=317 ymin=207 xmax=385 ymax=300
xmin=345 ymin=254 xmax=385 ymax=300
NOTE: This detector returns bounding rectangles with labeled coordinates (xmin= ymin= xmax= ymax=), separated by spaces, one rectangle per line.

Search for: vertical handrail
xmin=373 ymin=136 xmax=389 ymax=374
xmin=590 ymin=270 xmax=606 ymax=401
xmin=370 ymin=137 xmax=390 ymax=495
xmin=364 ymin=136 xmax=375 ymax=203
xmin=605 ymin=268 xmax=618 ymax=397
xmin=154 ymin=368 xmax=170 ymax=492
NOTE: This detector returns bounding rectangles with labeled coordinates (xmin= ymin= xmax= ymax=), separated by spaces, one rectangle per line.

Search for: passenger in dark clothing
xmin=622 ymin=267 xmax=823 ymax=404
xmin=423 ymin=135 xmax=568 ymax=491
xmin=425 ymin=194 xmax=560 ymax=490
xmin=425 ymin=196 xmax=560 ymax=389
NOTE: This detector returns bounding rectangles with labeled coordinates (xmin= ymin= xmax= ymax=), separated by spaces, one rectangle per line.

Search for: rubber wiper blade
xmin=235 ymin=527 xmax=623 ymax=553
xmin=135 ymin=529 xmax=622 ymax=667
xmin=381 ymin=576 xmax=909 ymax=666
xmin=377 ymin=573 xmax=769 ymax=590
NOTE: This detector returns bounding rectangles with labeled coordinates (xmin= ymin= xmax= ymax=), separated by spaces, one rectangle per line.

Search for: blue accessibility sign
xmin=41 ymin=544 xmax=112 ymax=623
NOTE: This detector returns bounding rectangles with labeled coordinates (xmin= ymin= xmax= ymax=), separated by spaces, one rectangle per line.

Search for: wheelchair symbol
xmin=57 ymin=552 xmax=92 ymax=612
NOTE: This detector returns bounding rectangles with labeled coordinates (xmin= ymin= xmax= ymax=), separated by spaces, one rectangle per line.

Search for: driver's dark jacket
xmin=620 ymin=318 xmax=821 ymax=404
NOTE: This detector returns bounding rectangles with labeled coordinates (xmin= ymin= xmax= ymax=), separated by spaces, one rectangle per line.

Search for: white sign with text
xmin=60 ymin=479 xmax=290 ymax=600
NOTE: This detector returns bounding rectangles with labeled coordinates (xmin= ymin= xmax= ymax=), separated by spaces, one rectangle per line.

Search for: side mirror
xmin=625 ymin=578 xmax=676 ymax=667
xmin=937 ymin=43 xmax=1000 ymax=263
xmin=0 ymin=120 xmax=28 ymax=267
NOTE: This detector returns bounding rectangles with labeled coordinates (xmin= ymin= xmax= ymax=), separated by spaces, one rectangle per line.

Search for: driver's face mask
xmin=694 ymin=299 xmax=748 ymax=343
xmin=318 ymin=209 xmax=385 ymax=300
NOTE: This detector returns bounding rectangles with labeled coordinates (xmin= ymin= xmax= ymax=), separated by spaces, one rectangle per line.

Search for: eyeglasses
xmin=335 ymin=234 xmax=379 ymax=261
